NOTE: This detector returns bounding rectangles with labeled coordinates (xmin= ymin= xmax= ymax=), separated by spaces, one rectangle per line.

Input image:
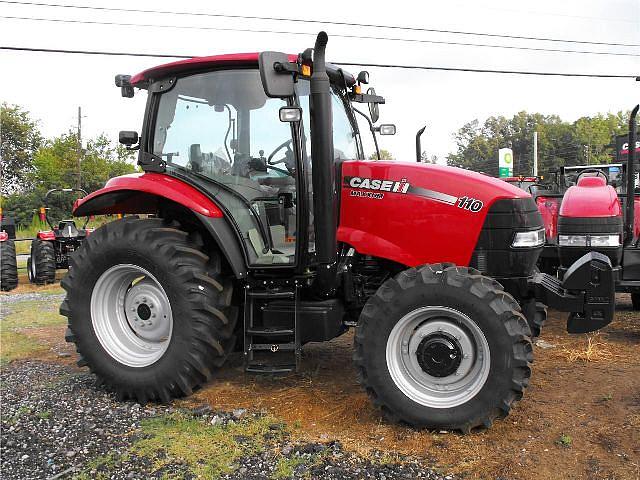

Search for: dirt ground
xmin=2 ymin=284 xmax=639 ymax=479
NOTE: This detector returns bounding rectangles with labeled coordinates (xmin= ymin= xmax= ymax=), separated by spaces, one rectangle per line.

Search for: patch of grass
xmin=2 ymin=300 xmax=67 ymax=329
xmin=556 ymin=433 xmax=573 ymax=448
xmin=36 ymin=410 xmax=52 ymax=420
xmin=0 ymin=299 xmax=67 ymax=363
xmin=73 ymin=451 xmax=129 ymax=479
xmin=0 ymin=330 xmax=48 ymax=364
xmin=601 ymin=392 xmax=613 ymax=402
xmin=272 ymin=455 xmax=305 ymax=479
xmin=562 ymin=333 xmax=613 ymax=362
xmin=7 ymin=405 xmax=33 ymax=424
xmin=132 ymin=412 xmax=286 ymax=478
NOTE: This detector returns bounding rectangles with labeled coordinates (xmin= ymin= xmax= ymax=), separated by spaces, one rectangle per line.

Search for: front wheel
xmin=61 ymin=217 xmax=238 ymax=403
xmin=354 ymin=264 xmax=533 ymax=433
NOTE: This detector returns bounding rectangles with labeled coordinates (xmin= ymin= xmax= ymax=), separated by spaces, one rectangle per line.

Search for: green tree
xmin=368 ymin=149 xmax=394 ymax=160
xmin=2 ymin=131 xmax=136 ymax=226
xmin=0 ymin=103 xmax=43 ymax=195
xmin=32 ymin=131 xmax=136 ymax=193
xmin=447 ymin=110 xmax=629 ymax=178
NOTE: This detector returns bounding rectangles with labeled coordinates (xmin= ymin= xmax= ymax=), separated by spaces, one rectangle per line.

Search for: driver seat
xmin=58 ymin=220 xmax=79 ymax=238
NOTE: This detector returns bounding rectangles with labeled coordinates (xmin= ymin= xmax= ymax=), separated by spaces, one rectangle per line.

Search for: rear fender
xmin=73 ymin=173 xmax=247 ymax=279
xmin=37 ymin=231 xmax=56 ymax=240
xmin=74 ymin=173 xmax=224 ymax=218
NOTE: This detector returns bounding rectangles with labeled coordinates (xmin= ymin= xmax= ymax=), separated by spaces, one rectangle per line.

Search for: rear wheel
xmin=61 ymin=217 xmax=238 ymax=403
xmin=0 ymin=239 xmax=18 ymax=291
xmin=354 ymin=264 xmax=533 ymax=433
xmin=29 ymin=239 xmax=56 ymax=284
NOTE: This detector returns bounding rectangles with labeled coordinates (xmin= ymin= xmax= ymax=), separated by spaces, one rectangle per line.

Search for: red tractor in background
xmin=60 ymin=32 xmax=616 ymax=433
xmin=525 ymin=116 xmax=640 ymax=309
xmin=554 ymin=107 xmax=640 ymax=309
xmin=28 ymin=188 xmax=93 ymax=284
xmin=501 ymin=176 xmax=544 ymax=194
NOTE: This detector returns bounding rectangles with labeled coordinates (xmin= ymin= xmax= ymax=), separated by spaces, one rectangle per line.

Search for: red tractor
xmin=553 ymin=107 xmax=640 ymax=309
xmin=28 ymin=188 xmax=93 ymax=284
xmin=61 ymin=32 xmax=616 ymax=432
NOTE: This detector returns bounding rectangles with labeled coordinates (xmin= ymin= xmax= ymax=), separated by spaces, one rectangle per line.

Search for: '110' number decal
xmin=457 ymin=196 xmax=484 ymax=212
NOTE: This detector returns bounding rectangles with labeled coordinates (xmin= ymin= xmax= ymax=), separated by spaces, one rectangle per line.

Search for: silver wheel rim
xmin=29 ymin=256 xmax=35 ymax=281
xmin=91 ymin=264 xmax=173 ymax=367
xmin=386 ymin=306 xmax=490 ymax=408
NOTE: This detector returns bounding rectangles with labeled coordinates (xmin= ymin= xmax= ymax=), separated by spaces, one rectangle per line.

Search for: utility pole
xmin=533 ymin=131 xmax=538 ymax=176
xmin=76 ymin=106 xmax=82 ymax=189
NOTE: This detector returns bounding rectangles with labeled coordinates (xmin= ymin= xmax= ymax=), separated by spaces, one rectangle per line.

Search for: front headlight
xmin=589 ymin=235 xmax=620 ymax=247
xmin=512 ymin=228 xmax=545 ymax=248
xmin=558 ymin=235 xmax=587 ymax=247
xmin=558 ymin=234 xmax=620 ymax=247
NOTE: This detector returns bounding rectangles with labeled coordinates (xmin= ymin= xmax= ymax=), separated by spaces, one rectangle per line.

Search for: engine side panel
xmin=338 ymin=161 xmax=529 ymax=267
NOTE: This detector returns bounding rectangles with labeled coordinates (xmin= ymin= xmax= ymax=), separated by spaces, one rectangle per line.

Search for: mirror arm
xmin=353 ymin=107 xmax=381 ymax=160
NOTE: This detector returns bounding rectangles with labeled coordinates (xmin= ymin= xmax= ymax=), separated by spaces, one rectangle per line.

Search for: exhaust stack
xmin=416 ymin=126 xmax=426 ymax=162
xmin=625 ymin=105 xmax=638 ymax=245
xmin=309 ymin=31 xmax=337 ymax=295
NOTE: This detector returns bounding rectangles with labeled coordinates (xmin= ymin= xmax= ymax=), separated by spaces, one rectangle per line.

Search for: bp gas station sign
xmin=499 ymin=148 xmax=513 ymax=177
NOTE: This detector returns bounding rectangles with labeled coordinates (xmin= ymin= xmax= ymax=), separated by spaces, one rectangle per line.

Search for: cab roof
xmin=130 ymin=52 xmax=355 ymax=87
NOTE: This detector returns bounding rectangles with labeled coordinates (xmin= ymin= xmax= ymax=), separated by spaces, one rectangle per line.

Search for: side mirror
xmin=115 ymin=74 xmax=134 ymax=98
xmin=119 ymin=130 xmax=139 ymax=147
xmin=259 ymin=51 xmax=295 ymax=98
xmin=357 ymin=71 xmax=369 ymax=85
xmin=279 ymin=106 xmax=302 ymax=122
xmin=367 ymin=87 xmax=380 ymax=123
xmin=377 ymin=124 xmax=396 ymax=136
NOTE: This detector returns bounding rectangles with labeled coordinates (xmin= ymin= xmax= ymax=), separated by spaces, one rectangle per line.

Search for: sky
xmin=1 ymin=0 xmax=638 ymax=166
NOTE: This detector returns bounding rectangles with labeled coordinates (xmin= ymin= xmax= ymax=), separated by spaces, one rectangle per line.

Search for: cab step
xmin=244 ymin=285 xmax=300 ymax=374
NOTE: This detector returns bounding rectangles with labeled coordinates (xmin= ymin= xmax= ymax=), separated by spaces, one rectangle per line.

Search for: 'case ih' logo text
xmin=345 ymin=176 xmax=410 ymax=193
xmin=344 ymin=176 xmax=410 ymax=200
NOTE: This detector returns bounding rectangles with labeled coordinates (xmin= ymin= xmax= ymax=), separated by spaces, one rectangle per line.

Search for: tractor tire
xmin=29 ymin=239 xmax=56 ymax=284
xmin=632 ymin=292 xmax=640 ymax=311
xmin=353 ymin=264 xmax=533 ymax=433
xmin=522 ymin=300 xmax=547 ymax=338
xmin=61 ymin=217 xmax=238 ymax=403
xmin=0 ymin=239 xmax=19 ymax=291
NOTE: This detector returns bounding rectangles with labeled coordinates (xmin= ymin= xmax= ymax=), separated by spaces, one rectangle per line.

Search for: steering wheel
xmin=576 ymin=168 xmax=608 ymax=183
xmin=267 ymin=139 xmax=293 ymax=165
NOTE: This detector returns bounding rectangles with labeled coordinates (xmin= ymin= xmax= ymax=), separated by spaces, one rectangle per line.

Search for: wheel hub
xmin=386 ymin=307 xmax=491 ymax=409
xmin=416 ymin=333 xmax=462 ymax=377
xmin=123 ymin=278 xmax=171 ymax=343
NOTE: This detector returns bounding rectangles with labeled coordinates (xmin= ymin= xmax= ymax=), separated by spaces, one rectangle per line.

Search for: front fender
xmin=73 ymin=173 xmax=223 ymax=218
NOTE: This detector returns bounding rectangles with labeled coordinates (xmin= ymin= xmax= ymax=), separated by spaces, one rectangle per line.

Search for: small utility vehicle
xmin=29 ymin=188 xmax=92 ymax=284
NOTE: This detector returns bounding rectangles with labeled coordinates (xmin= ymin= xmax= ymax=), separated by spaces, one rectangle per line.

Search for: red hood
xmin=559 ymin=176 xmax=621 ymax=218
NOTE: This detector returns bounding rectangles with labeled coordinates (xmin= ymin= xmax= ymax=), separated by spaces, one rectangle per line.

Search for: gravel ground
xmin=1 ymin=360 xmax=453 ymax=479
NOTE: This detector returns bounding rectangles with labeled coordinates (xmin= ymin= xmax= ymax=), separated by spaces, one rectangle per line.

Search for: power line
xmin=2 ymin=0 xmax=636 ymax=47
xmin=0 ymin=15 xmax=638 ymax=57
xmin=2 ymin=46 xmax=637 ymax=79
